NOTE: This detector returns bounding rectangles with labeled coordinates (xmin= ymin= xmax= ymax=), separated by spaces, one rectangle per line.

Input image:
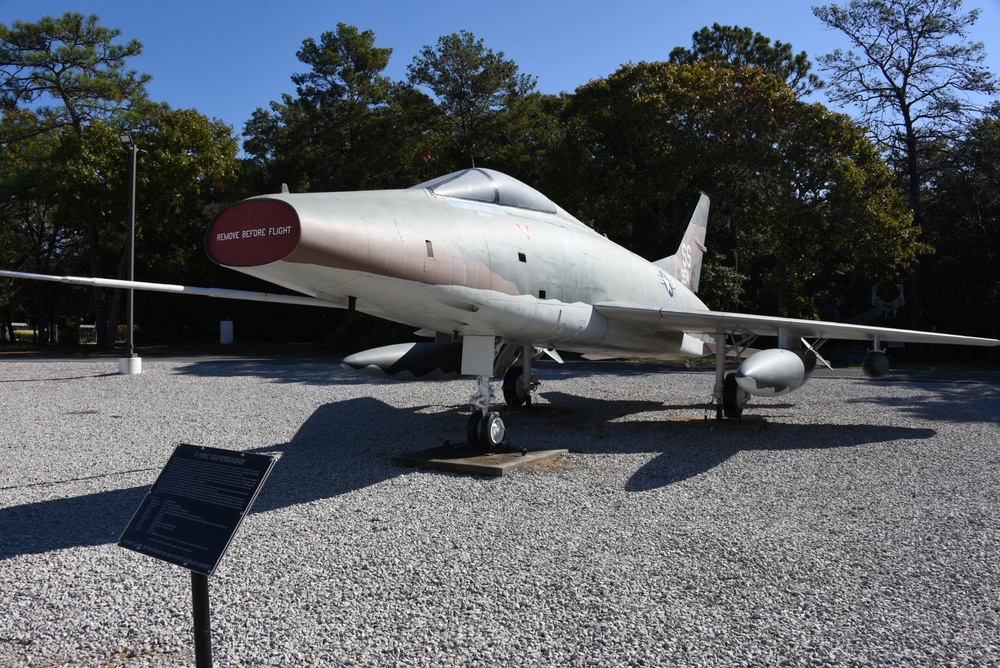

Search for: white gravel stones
xmin=1 ymin=357 xmax=999 ymax=666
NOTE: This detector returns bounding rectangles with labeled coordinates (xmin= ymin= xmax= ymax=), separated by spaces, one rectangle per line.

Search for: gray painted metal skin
xmin=207 ymin=169 xmax=712 ymax=363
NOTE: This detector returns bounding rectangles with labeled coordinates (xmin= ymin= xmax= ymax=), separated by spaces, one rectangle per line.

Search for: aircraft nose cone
xmin=207 ymin=199 xmax=301 ymax=267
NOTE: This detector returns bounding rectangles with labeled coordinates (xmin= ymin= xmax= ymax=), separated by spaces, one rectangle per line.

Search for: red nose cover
xmin=206 ymin=199 xmax=301 ymax=267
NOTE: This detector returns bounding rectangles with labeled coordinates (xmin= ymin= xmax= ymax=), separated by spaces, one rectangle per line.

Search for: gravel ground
xmin=1 ymin=356 xmax=998 ymax=667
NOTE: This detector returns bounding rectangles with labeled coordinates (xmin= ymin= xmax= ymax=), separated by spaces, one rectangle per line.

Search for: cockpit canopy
xmin=412 ymin=168 xmax=558 ymax=214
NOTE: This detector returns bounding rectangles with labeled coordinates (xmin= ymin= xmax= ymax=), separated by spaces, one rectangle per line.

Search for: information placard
xmin=119 ymin=444 xmax=275 ymax=575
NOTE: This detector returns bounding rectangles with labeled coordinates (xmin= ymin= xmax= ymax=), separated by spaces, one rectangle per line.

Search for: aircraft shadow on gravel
xmin=0 ymin=387 xmax=955 ymax=559
xmin=0 ymin=397 xmax=442 ymax=560
xmin=524 ymin=391 xmax=938 ymax=493
xmin=171 ymin=358 xmax=372 ymax=386
xmin=169 ymin=357 xmax=672 ymax=387
xmin=843 ymin=380 xmax=1000 ymax=424
xmin=620 ymin=421 xmax=938 ymax=493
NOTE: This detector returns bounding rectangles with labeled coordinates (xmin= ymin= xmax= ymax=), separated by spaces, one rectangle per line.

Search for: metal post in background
xmin=118 ymin=132 xmax=142 ymax=374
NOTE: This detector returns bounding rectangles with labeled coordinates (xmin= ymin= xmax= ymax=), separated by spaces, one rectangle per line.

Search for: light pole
xmin=119 ymin=132 xmax=142 ymax=375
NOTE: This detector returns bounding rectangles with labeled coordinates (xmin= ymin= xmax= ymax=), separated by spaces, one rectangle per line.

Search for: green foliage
xmin=921 ymin=114 xmax=1000 ymax=337
xmin=561 ymin=61 xmax=800 ymax=252
xmin=293 ymin=24 xmax=392 ymax=110
xmin=407 ymin=30 xmax=538 ymax=168
xmin=815 ymin=0 xmax=999 ymax=332
xmin=291 ymin=23 xmax=395 ymax=189
xmin=813 ymin=0 xmax=999 ymax=223
xmin=134 ymin=108 xmax=240 ymax=276
xmin=669 ymin=23 xmax=823 ymax=96
xmin=243 ymin=23 xmax=429 ymax=192
xmin=0 ymin=11 xmax=161 ymax=346
xmin=0 ymin=12 xmax=152 ymax=142
xmin=768 ymin=103 xmax=924 ymax=316
xmin=561 ymin=61 xmax=919 ymax=317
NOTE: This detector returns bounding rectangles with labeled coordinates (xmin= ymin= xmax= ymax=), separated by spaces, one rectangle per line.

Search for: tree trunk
xmin=33 ymin=283 xmax=49 ymax=345
xmin=903 ymin=110 xmax=923 ymax=338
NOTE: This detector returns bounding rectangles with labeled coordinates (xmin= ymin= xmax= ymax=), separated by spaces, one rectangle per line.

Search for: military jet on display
xmin=3 ymin=168 xmax=998 ymax=448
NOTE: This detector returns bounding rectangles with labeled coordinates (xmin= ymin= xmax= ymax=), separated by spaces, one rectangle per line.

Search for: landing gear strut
xmin=467 ymin=374 xmax=506 ymax=450
xmin=462 ymin=340 xmax=543 ymax=450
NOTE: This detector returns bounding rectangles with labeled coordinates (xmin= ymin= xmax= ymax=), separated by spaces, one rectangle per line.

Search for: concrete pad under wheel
xmin=393 ymin=444 xmax=569 ymax=477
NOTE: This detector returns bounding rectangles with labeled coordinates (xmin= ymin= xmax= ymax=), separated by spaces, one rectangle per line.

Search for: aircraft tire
xmin=723 ymin=372 xmax=746 ymax=419
xmin=467 ymin=411 xmax=482 ymax=448
xmin=478 ymin=411 xmax=506 ymax=450
xmin=502 ymin=366 xmax=527 ymax=407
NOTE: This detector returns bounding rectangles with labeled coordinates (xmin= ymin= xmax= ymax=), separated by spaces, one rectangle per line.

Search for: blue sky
xmin=2 ymin=0 xmax=999 ymax=137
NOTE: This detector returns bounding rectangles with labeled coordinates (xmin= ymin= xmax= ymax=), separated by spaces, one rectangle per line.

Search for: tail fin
xmin=654 ymin=192 xmax=709 ymax=293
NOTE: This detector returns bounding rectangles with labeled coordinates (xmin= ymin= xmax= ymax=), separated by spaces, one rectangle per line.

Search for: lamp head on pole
xmin=119 ymin=131 xmax=134 ymax=152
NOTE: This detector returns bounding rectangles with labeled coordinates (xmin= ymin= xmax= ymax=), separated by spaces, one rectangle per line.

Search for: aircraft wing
xmin=594 ymin=302 xmax=1000 ymax=347
xmin=0 ymin=270 xmax=345 ymax=309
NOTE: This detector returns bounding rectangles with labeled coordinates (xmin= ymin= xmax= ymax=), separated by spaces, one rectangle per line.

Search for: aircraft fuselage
xmin=207 ymin=185 xmax=708 ymax=360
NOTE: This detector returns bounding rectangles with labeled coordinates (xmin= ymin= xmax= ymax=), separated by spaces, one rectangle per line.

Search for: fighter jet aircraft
xmin=3 ymin=168 xmax=997 ymax=448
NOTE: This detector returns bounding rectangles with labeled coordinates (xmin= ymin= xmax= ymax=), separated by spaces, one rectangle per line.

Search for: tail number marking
xmin=679 ymin=242 xmax=692 ymax=287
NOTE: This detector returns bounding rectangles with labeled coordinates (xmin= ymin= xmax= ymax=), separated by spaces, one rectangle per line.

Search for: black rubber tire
xmin=467 ymin=411 xmax=483 ymax=447
xmin=502 ymin=366 xmax=526 ymax=407
xmin=723 ymin=372 xmax=744 ymax=419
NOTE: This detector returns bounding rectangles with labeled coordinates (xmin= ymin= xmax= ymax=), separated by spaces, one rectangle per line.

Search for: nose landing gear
xmin=467 ymin=374 xmax=507 ymax=450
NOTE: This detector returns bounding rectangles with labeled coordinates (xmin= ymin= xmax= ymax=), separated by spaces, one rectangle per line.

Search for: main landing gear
xmin=710 ymin=331 xmax=750 ymax=420
xmin=502 ymin=347 xmax=540 ymax=408
xmin=721 ymin=371 xmax=749 ymax=419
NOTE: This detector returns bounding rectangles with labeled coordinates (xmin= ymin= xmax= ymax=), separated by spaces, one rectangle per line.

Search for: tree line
xmin=1 ymin=2 xmax=997 ymax=354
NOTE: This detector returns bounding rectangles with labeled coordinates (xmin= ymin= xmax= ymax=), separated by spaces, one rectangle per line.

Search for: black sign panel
xmin=119 ymin=444 xmax=275 ymax=575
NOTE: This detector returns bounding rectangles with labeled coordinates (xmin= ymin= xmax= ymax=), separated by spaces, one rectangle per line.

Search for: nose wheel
xmin=467 ymin=374 xmax=508 ymax=451
xmin=467 ymin=410 xmax=506 ymax=450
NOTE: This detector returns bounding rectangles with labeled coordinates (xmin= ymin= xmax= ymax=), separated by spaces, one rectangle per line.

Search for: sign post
xmin=192 ymin=572 xmax=212 ymax=667
xmin=119 ymin=444 xmax=276 ymax=667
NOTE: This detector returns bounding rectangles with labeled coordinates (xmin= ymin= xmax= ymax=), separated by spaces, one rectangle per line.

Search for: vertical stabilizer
xmin=654 ymin=192 xmax=709 ymax=293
